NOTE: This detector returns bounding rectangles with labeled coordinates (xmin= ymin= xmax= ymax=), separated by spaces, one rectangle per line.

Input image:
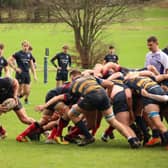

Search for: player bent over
xmin=0 ymin=77 xmax=35 ymax=139
xmin=65 ymin=72 xmax=140 ymax=147
xmin=125 ymin=73 xmax=168 ymax=149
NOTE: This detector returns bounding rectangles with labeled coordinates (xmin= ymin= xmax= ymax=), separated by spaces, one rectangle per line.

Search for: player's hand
xmin=35 ymin=105 xmax=45 ymax=112
xmin=0 ymin=105 xmax=8 ymax=113
xmin=57 ymin=67 xmax=61 ymax=70
xmin=15 ymin=68 xmax=22 ymax=74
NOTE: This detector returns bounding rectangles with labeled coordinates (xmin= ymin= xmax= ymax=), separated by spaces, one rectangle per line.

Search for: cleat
xmin=16 ymin=135 xmax=28 ymax=142
xmin=128 ymin=137 xmax=141 ymax=149
xmin=64 ymin=135 xmax=78 ymax=144
xmin=55 ymin=136 xmax=69 ymax=145
xmin=101 ymin=134 xmax=108 ymax=142
xmin=77 ymin=137 xmax=95 ymax=146
xmin=145 ymin=137 xmax=161 ymax=147
xmin=109 ymin=132 xmax=115 ymax=139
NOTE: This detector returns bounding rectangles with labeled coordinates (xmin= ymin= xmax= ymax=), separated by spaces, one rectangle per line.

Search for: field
xmin=0 ymin=7 xmax=168 ymax=168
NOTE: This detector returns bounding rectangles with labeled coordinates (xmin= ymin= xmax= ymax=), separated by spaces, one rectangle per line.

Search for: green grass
xmin=0 ymin=7 xmax=168 ymax=168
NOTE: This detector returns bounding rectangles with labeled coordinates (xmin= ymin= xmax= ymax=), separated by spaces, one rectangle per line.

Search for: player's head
xmin=147 ymin=36 xmax=159 ymax=52
xmin=0 ymin=43 xmax=4 ymax=56
xmin=69 ymin=69 xmax=81 ymax=81
xmin=54 ymin=101 xmax=69 ymax=115
xmin=62 ymin=45 xmax=69 ymax=53
xmin=22 ymin=40 xmax=30 ymax=52
xmin=109 ymin=45 xmax=115 ymax=54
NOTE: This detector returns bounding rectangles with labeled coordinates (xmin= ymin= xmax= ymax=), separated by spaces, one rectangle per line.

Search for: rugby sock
xmin=75 ymin=120 xmax=92 ymax=139
xmin=48 ymin=127 xmax=57 ymax=139
xmin=56 ymin=118 xmax=69 ymax=137
xmin=135 ymin=116 xmax=149 ymax=137
xmin=152 ymin=129 xmax=160 ymax=138
xmin=19 ymin=122 xmax=39 ymax=137
xmin=163 ymin=131 xmax=168 ymax=144
xmin=104 ymin=126 xmax=114 ymax=137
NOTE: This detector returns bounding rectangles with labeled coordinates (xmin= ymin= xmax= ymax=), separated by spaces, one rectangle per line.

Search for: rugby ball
xmin=2 ymin=98 xmax=17 ymax=111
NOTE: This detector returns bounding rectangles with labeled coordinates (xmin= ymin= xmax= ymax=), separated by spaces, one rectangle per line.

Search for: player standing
xmin=50 ymin=45 xmax=71 ymax=87
xmin=8 ymin=40 xmax=37 ymax=104
xmin=103 ymin=46 xmax=119 ymax=64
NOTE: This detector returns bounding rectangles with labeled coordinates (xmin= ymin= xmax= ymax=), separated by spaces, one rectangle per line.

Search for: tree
xmin=40 ymin=0 xmax=147 ymax=68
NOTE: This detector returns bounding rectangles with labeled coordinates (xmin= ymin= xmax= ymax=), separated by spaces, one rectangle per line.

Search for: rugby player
xmin=103 ymin=46 xmax=119 ymax=64
xmin=51 ymin=45 xmax=71 ymax=87
xmin=124 ymin=72 xmax=168 ymax=149
xmin=0 ymin=77 xmax=35 ymax=139
xmin=8 ymin=40 xmax=37 ymax=104
xmin=16 ymin=70 xmax=79 ymax=143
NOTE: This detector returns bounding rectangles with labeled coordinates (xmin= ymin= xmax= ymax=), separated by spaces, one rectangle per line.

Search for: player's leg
xmin=68 ymin=104 xmax=95 ymax=146
xmin=144 ymin=104 xmax=168 ymax=148
xmin=102 ymin=107 xmax=141 ymax=148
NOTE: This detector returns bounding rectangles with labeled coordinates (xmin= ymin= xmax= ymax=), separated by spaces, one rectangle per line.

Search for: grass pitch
xmin=0 ymin=7 xmax=168 ymax=168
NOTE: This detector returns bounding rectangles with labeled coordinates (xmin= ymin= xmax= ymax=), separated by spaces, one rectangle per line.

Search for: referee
xmin=50 ymin=45 xmax=71 ymax=87
xmin=145 ymin=36 xmax=168 ymax=74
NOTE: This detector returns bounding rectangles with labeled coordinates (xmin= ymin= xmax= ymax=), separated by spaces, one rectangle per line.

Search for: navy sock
xmin=135 ymin=116 xmax=149 ymax=137
xmin=163 ymin=131 xmax=168 ymax=144
xmin=75 ymin=120 xmax=92 ymax=139
xmin=152 ymin=129 xmax=160 ymax=138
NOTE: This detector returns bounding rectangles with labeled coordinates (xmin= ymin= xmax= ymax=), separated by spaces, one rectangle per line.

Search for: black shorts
xmin=142 ymin=85 xmax=165 ymax=106
xmin=113 ymin=91 xmax=129 ymax=114
xmin=16 ymin=72 xmax=31 ymax=84
xmin=78 ymin=89 xmax=111 ymax=111
xmin=56 ymin=69 xmax=68 ymax=81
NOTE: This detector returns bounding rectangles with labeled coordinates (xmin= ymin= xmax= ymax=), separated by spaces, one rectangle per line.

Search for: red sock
xmin=19 ymin=123 xmax=36 ymax=137
xmin=48 ymin=127 xmax=57 ymax=139
xmin=67 ymin=127 xmax=82 ymax=138
xmin=105 ymin=126 xmax=114 ymax=136
xmin=56 ymin=118 xmax=69 ymax=137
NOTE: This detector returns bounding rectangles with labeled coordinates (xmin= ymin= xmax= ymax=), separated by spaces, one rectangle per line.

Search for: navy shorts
xmin=78 ymin=89 xmax=111 ymax=111
xmin=16 ymin=72 xmax=31 ymax=84
xmin=56 ymin=69 xmax=68 ymax=81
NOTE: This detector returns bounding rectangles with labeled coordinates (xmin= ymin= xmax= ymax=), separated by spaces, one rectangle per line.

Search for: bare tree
xmin=40 ymin=0 xmax=146 ymax=68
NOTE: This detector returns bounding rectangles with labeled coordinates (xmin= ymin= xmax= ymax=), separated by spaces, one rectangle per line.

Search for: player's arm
xmin=96 ymin=78 xmax=114 ymax=97
xmin=141 ymin=89 xmax=168 ymax=102
xmin=4 ymin=64 xmax=9 ymax=77
xmin=155 ymin=74 xmax=168 ymax=83
xmin=30 ymin=60 xmax=37 ymax=81
xmin=107 ymin=72 xmax=123 ymax=80
xmin=50 ymin=55 xmax=58 ymax=68
xmin=35 ymin=94 xmax=66 ymax=112
xmin=8 ymin=55 xmax=21 ymax=73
